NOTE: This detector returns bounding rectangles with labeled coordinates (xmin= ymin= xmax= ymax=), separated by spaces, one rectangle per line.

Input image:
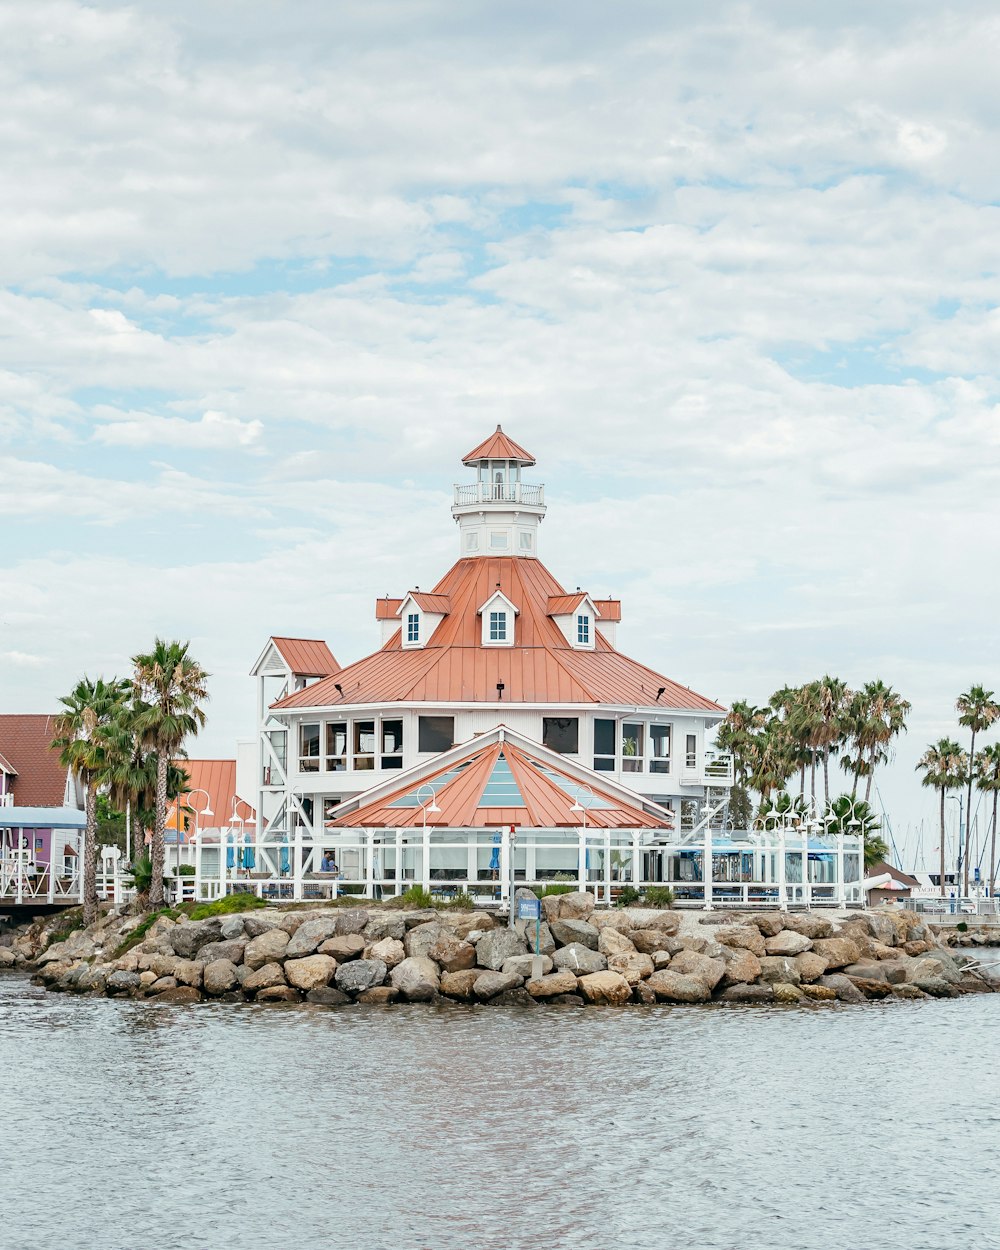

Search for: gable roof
xmin=0 ymin=715 xmax=73 ymax=807
xmin=270 ymin=637 xmax=340 ymax=678
xmin=399 ymin=592 xmax=452 ymax=615
xmin=462 ymin=425 xmax=536 ymax=467
xmin=328 ymin=727 xmax=672 ymax=830
xmin=547 ymin=592 xmax=595 ymax=617
xmin=274 ymin=556 xmax=724 ymax=713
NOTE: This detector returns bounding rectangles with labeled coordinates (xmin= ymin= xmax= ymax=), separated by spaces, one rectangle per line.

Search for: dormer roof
xmin=477 ymin=589 xmax=520 ymax=617
xmin=547 ymin=592 xmax=598 ymax=617
xmin=398 ymin=592 xmax=452 ymax=616
xmin=267 ymin=637 xmax=340 ymax=678
xmin=462 ymin=425 xmax=535 ymax=467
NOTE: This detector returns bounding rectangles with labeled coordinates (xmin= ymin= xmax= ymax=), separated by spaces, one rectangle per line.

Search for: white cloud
xmin=92 ymin=408 xmax=264 ymax=450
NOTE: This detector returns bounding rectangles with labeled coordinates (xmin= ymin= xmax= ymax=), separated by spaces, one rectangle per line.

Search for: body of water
xmin=2 ymin=972 xmax=999 ymax=1250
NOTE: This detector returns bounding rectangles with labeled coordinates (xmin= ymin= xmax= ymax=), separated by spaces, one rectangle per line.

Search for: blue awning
xmin=0 ymin=807 xmax=87 ymax=830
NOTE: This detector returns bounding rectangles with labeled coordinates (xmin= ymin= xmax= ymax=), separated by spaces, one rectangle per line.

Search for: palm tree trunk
xmin=149 ymin=750 xmax=168 ymax=907
xmin=131 ymin=803 xmax=144 ymax=865
xmin=864 ymin=752 xmax=875 ymax=805
xmin=990 ymin=792 xmax=998 ymax=899
xmin=799 ymin=764 xmax=805 ymax=798
xmin=822 ymin=747 xmax=830 ymax=804
xmin=810 ymin=751 xmax=816 ymax=801
xmin=964 ymin=730 xmax=976 ymax=897
xmin=939 ymin=788 xmax=946 ymax=898
xmin=82 ymin=783 xmax=98 ymax=927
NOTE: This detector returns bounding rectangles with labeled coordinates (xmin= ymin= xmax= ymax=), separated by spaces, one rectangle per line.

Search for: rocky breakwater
xmin=16 ymin=890 xmax=999 ymax=1007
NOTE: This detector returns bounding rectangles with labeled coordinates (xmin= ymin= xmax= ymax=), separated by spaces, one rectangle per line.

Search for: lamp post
xmin=570 ymin=784 xmax=595 ymax=897
xmin=416 ymin=785 xmax=440 ymax=896
xmin=947 ymin=795 xmax=963 ymax=908
xmin=180 ymin=788 xmax=213 ymax=877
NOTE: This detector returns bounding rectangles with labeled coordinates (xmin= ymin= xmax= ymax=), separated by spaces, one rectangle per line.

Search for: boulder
xmin=440 ymin=969 xmax=482 ymax=999
xmin=306 ymin=986 xmax=351 ymax=1005
xmin=772 ymin=983 xmax=804 ymax=1003
xmin=764 ymin=931 xmax=813 ymax=957
xmin=404 ymin=921 xmax=447 ymax=960
xmin=474 ymin=970 xmax=523 ymax=1000
xmin=475 ymin=929 xmax=528 ymax=970
xmin=757 ymin=956 xmax=801 ymax=986
xmin=781 ymin=913 xmax=835 ymax=939
xmin=334 ymin=958 xmax=387 ymax=994
xmin=428 ymin=934 xmax=477 ymax=972
xmin=903 ymin=940 xmax=933 ymax=957
xmin=154 ymin=986 xmax=202 ymax=1003
xmin=138 ymin=970 xmax=157 ymax=989
xmin=146 ymin=954 xmax=178 ymax=979
xmin=891 ymin=983 xmax=928 ymax=1000
xmin=716 ymin=983 xmax=774 ymax=1004
xmin=522 ymin=921 xmax=556 ymax=957
xmin=243 ymin=962 xmax=288 ymax=995
xmin=541 ymin=890 xmax=596 ymax=922
xmin=606 ymin=952 xmax=654 ymax=985
xmin=847 ymin=976 xmax=892 ymax=999
xmin=668 ymin=949 xmax=725 ymax=991
xmin=549 ymin=919 xmax=600 ymax=950
xmin=646 ymin=970 xmax=710 ymax=1003
xmin=493 ymin=988 xmax=538 ymax=1007
xmin=219 ymin=916 xmax=245 ymax=940
xmin=172 ymin=959 xmax=204 ymax=989
xmin=800 ymin=983 xmax=837 ymax=1001
xmin=197 ymin=940 xmax=246 ymax=966
xmin=149 ymin=975 xmax=177 ymax=994
xmin=106 ymin=970 xmax=141 ymax=997
xmin=357 ymin=986 xmax=399 ymax=1004
xmin=203 ymin=959 xmax=240 ymax=996
xmin=38 ymin=934 xmax=96 ymax=965
xmin=319 ymin=934 xmax=366 ymax=962
xmin=363 ymin=916 xmax=407 ymax=943
xmin=598 ymin=927 xmax=637 ymax=957
xmin=285 ymin=954 xmax=338 ymax=992
xmin=242 ymin=913 xmax=281 ymax=938
xmin=278 ymin=912 xmax=308 ymax=935
xmin=717 ymin=926 xmax=766 ymax=957
xmin=908 ymin=952 xmax=962 ymax=985
xmin=629 ymin=930 xmax=675 ymax=956
xmin=910 ymin=976 xmax=960 ymax=998
xmin=817 ymin=973 xmax=866 ymax=1004
xmin=258 ymin=986 xmax=301 ymax=1003
xmin=551 ymin=943 xmax=607 ymax=976
xmin=578 ymin=970 xmax=632 ymax=1005
xmin=390 ymin=956 xmax=440 ymax=1001
xmin=244 ymin=929 xmax=290 ymax=970
xmin=871 ymin=942 xmax=899 ymax=960
xmin=633 ymin=981 xmax=658 ymax=1004
xmin=719 ymin=948 xmax=762 ymax=988
xmin=285 ymin=918 xmax=340 ymax=958
xmin=366 ymin=937 xmax=406 ymax=969
xmin=676 ymin=936 xmax=725 ymax=959
xmin=843 ymin=961 xmax=887 ymax=982
xmin=525 ymin=971 xmax=580 ymax=998
xmin=880 ymin=963 xmax=910 ymax=985
xmin=625 ymin=908 xmax=682 ymax=934
xmin=792 ymin=952 xmax=828 ymax=984
xmin=746 ymin=912 xmax=785 ymax=937
xmin=502 ymin=954 xmax=553 ymax=978
xmin=169 ymin=921 xmax=220 ymax=959
xmin=333 ymin=909 xmax=371 ymax=936
xmin=448 ymin=912 xmax=495 ymax=941
xmin=810 ymin=937 xmax=861 ymax=969
xmin=652 ymin=950 xmax=673 ymax=970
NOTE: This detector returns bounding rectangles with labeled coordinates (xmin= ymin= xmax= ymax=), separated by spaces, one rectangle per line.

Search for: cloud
xmin=92 ymin=408 xmax=264 ymax=450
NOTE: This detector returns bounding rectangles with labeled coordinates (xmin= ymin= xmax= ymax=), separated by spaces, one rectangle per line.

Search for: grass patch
xmin=435 ymin=891 xmax=478 ymax=911
xmin=642 ymin=886 xmax=676 ymax=909
xmin=531 ymin=884 xmax=576 ymax=899
xmin=45 ymin=906 xmax=86 ymax=946
xmin=187 ymin=894 xmax=269 ymax=921
xmin=614 ymin=886 xmax=642 ymax=908
xmin=382 ymin=885 xmax=435 ymax=910
xmin=111 ymin=908 xmax=181 ymax=960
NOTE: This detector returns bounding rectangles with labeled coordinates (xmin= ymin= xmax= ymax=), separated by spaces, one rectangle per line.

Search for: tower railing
xmin=454 ymin=482 xmax=545 ymax=507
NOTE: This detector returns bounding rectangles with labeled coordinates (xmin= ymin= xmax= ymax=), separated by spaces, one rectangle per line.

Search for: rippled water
xmin=2 ymin=972 xmax=999 ymax=1250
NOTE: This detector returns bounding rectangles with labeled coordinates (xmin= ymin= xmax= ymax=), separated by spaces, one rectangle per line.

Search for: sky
xmin=2 ymin=1 xmax=998 ymax=866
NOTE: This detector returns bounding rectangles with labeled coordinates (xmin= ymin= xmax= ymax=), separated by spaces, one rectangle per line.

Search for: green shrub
xmin=439 ymin=891 xmax=477 ymax=911
xmin=956 ymin=921 xmax=969 ymax=933
xmin=177 ymin=864 xmax=196 ymax=876
xmin=188 ymin=893 xmax=269 ymax=920
xmin=643 ymin=885 xmax=675 ymax=908
xmin=126 ymin=855 xmax=153 ymax=895
xmin=534 ymin=883 xmax=575 ymax=899
xmin=615 ymin=885 xmax=642 ymax=908
xmin=383 ymin=885 xmax=435 ymax=909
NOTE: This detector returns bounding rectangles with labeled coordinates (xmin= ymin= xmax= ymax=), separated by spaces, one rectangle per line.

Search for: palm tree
xmin=956 ymin=685 xmax=1000 ymax=895
xmin=841 ymin=681 xmax=911 ymax=801
xmin=916 ymin=739 xmax=968 ymax=897
xmin=51 ymin=677 xmax=131 ymax=925
xmin=131 ymin=639 xmax=209 ymax=907
xmin=825 ymin=795 xmax=889 ymax=869
xmin=975 ymin=743 xmax=1000 ymax=899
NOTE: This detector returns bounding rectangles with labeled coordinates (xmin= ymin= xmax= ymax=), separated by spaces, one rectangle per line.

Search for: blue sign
xmin=517 ymin=897 xmax=541 ymax=921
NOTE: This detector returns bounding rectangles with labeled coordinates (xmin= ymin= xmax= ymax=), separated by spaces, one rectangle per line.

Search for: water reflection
xmin=2 ymin=973 xmax=999 ymax=1250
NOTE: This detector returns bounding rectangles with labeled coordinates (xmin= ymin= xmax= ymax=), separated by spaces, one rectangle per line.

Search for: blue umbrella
xmin=241 ymin=833 xmax=256 ymax=870
xmin=279 ymin=842 xmax=290 ymax=875
xmin=489 ymin=832 xmax=501 ymax=873
xmin=226 ymin=833 xmax=236 ymax=871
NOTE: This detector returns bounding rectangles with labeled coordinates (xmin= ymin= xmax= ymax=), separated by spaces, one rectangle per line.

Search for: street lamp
xmin=415 ymin=785 xmax=440 ymax=896
xmin=570 ymin=784 xmax=595 ymax=892
xmin=180 ymin=788 xmax=214 ymax=874
xmin=947 ymin=795 xmax=964 ymax=906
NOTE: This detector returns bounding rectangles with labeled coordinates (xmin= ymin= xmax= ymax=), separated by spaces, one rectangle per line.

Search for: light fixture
xmin=570 ymin=799 xmax=584 ymax=813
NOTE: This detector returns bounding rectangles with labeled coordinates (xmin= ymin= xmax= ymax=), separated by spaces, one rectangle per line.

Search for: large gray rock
xmin=173 ymin=959 xmax=204 ymax=988
xmin=390 ymin=955 xmax=440 ymax=1001
xmin=285 ymin=918 xmax=340 ymax=957
xmin=38 ymin=933 xmax=97 ymax=965
xmin=843 ymin=961 xmax=887 ymax=982
xmin=242 ymin=913 xmax=281 ymax=938
xmin=219 ymin=916 xmax=246 ymax=940
xmin=106 ymin=969 xmax=141 ymax=996
xmin=549 ymin=919 xmax=600 ymax=950
xmin=473 ymin=970 xmax=523 ymax=999
xmin=401 ymin=909 xmax=439 ymax=930
xmin=203 ymin=959 xmax=240 ymax=995
xmin=541 ymin=890 xmax=596 ymax=922
xmin=757 ymin=956 xmax=802 ymax=986
xmin=646 ymin=970 xmax=711 ymax=1003
xmin=244 ymin=929 xmax=290 ymax=970
xmin=404 ymin=921 xmax=447 ymax=959
xmin=333 ymin=908 xmax=371 ymax=936
xmin=628 ymin=930 xmax=676 ymax=956
xmin=319 ymin=934 xmax=366 ymax=962
xmin=668 ymin=949 xmax=725 ymax=991
xmin=716 ymin=983 xmax=774 ymax=1004
xmin=719 ymin=948 xmax=762 ymax=988
xmin=764 ymin=930 xmax=813 ymax=957
xmin=811 ymin=937 xmax=861 ymax=969
xmin=363 ymin=915 xmax=407 ymax=943
xmin=792 ymin=952 xmax=828 ymax=984
xmin=306 ymin=986 xmax=351 ymax=1006
xmin=551 ymin=943 xmax=607 ymax=976
xmin=578 ymin=970 xmax=632 ymax=1005
xmin=169 ymin=921 xmax=221 ymax=959
xmin=366 ymin=937 xmax=405 ymax=969
xmin=717 ymin=926 xmax=766 ymax=957
xmin=427 ymin=934 xmax=477 ymax=972
xmin=908 ymin=952 xmax=962 ymax=985
xmin=475 ymin=928 xmax=528 ymax=970
xmin=448 ymin=911 xmax=496 ymax=940
xmin=197 ymin=940 xmax=246 ymax=966
xmin=502 ymin=954 xmax=553 ymax=978
xmin=598 ymin=927 xmax=637 ymax=957
xmin=286 ymin=954 xmax=338 ymax=991
xmin=817 ymin=973 xmax=866 ymax=1004
xmin=781 ymin=913 xmax=836 ymax=939
xmin=335 ymin=958 xmax=387 ymax=994
xmin=525 ymin=970 xmax=580 ymax=998
xmin=243 ymin=962 xmax=287 ymax=994
xmin=605 ymin=952 xmax=654 ymax=985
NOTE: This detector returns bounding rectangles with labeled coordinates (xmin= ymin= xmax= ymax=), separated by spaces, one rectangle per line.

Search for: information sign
xmin=517 ymin=896 xmax=541 ymax=921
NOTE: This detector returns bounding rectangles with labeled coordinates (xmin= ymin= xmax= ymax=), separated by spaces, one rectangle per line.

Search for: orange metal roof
xmin=271 ymin=637 xmax=340 ymax=678
xmin=0 ymin=714 xmax=71 ymax=807
xmin=462 ymin=425 xmax=536 ymax=467
xmin=593 ymin=599 xmax=622 ymax=623
xmin=168 ymin=759 xmax=255 ymax=837
xmin=274 ymin=556 xmax=723 ymax=713
xmin=404 ymin=592 xmax=452 ymax=614
xmin=329 ymin=737 xmax=669 ymax=830
xmin=375 ymin=598 xmax=404 ymax=620
xmin=547 ymin=593 xmax=590 ymax=616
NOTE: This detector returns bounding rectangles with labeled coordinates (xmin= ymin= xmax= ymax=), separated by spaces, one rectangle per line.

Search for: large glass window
xmin=577 ymin=614 xmax=590 ymax=645
xmin=594 ymin=718 xmax=616 ymax=771
xmin=325 ymin=722 xmax=347 ymax=771
xmin=419 ymin=716 xmax=454 ymax=752
xmin=543 ymin=717 xmax=579 ymax=754
xmin=381 ymin=719 xmax=404 ymax=769
xmin=406 ymin=613 xmax=420 ymax=644
xmin=622 ymin=722 xmax=644 ymax=772
xmin=299 ymin=723 xmax=320 ymax=772
xmin=650 ymin=724 xmax=671 ymax=774
xmin=354 ymin=720 xmax=376 ymax=770
xmin=489 ymin=611 xmax=507 ymax=642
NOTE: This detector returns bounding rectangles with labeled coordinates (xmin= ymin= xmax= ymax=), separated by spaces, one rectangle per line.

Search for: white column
xmin=703 ymin=815 xmax=713 ymax=911
xmin=632 ymin=831 xmax=643 ymax=890
xmin=366 ymin=834 xmax=376 ymax=899
xmin=603 ymin=830 xmax=612 ymax=907
xmin=194 ymin=833 xmax=202 ymax=903
xmin=422 ymin=823 xmax=431 ymax=893
xmin=395 ymin=827 xmax=404 ymax=897
xmin=47 ymin=833 xmax=56 ymax=904
xmin=577 ymin=828 xmax=586 ymax=893
xmin=803 ymin=828 xmax=812 ymax=910
xmin=777 ymin=823 xmax=787 ymax=910
xmin=500 ymin=827 xmax=512 ymax=909
xmin=836 ymin=833 xmax=846 ymax=906
xmin=467 ymin=835 xmax=477 ymax=894
xmin=292 ymin=823 xmax=303 ymax=901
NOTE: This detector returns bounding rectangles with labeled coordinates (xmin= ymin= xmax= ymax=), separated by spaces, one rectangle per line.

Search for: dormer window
xmin=577 ymin=614 xmax=590 ymax=645
xmin=479 ymin=589 xmax=518 ymax=647
xmin=489 ymin=611 xmax=508 ymax=642
xmin=406 ymin=613 xmax=420 ymax=644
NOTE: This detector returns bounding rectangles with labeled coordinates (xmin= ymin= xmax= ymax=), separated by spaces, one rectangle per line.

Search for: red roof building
xmin=0 ymin=715 xmax=82 ymax=809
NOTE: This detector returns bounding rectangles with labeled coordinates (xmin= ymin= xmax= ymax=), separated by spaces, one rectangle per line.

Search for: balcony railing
xmin=454 ymin=482 xmax=545 ymax=507
xmin=680 ymin=752 xmax=735 ymax=787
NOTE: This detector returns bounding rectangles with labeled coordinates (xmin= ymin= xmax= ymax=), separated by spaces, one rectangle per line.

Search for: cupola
xmin=452 ymin=425 xmax=546 ymax=557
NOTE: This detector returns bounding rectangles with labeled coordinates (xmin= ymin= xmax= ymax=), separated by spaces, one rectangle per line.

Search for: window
xmin=650 ymin=724 xmax=671 ymax=774
xmin=594 ymin=718 xmax=616 ymax=771
xmin=381 ymin=719 xmax=404 ymax=769
xmin=686 ymin=734 xmax=697 ymax=770
xmin=299 ymin=723 xmax=320 ymax=772
xmin=406 ymin=613 xmax=420 ymax=644
xmin=489 ymin=531 xmax=509 ymax=549
xmin=519 ymin=532 xmax=533 ymax=551
xmin=622 ymin=722 xmax=644 ymax=772
xmin=419 ymin=716 xmax=454 ymax=753
xmin=466 ymin=532 xmax=480 ymax=551
xmin=354 ymin=720 xmax=376 ymax=770
xmin=323 ymin=798 xmax=341 ymax=822
xmin=543 ymin=717 xmax=579 ymax=754
xmin=577 ymin=614 xmax=590 ymax=645
xmin=489 ymin=610 xmax=507 ymax=642
xmin=325 ymin=722 xmax=347 ymax=771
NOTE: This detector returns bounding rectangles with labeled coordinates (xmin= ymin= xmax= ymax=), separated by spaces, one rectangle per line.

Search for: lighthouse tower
xmin=451 ymin=424 xmax=547 ymax=558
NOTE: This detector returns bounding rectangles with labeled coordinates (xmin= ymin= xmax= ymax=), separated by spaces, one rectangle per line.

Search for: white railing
xmin=0 ymin=793 xmax=14 ymax=807
xmin=453 ymin=482 xmax=545 ymax=507
xmin=0 ymin=857 xmax=82 ymax=904
xmin=680 ymin=752 xmax=735 ymax=787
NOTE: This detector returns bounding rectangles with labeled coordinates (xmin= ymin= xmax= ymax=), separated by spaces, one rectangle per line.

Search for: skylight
xmin=478 ymin=754 xmax=525 ymax=807
xmin=527 ymin=760 xmax=614 ymax=808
